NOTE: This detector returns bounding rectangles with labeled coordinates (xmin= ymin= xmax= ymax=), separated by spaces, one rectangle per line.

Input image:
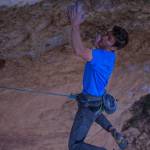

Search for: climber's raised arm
xmin=67 ymin=4 xmax=92 ymax=61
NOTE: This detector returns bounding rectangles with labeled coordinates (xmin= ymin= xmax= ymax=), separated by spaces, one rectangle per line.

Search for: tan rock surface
xmin=0 ymin=0 xmax=149 ymax=150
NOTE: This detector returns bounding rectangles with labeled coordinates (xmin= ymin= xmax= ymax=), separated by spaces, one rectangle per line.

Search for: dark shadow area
xmin=0 ymin=59 xmax=6 ymax=69
xmin=122 ymin=94 xmax=150 ymax=150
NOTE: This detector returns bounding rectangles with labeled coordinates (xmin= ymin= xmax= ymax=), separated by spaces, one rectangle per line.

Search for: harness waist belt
xmin=76 ymin=93 xmax=103 ymax=102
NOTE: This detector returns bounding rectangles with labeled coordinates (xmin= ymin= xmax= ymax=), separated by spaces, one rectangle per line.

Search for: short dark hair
xmin=112 ymin=26 xmax=129 ymax=49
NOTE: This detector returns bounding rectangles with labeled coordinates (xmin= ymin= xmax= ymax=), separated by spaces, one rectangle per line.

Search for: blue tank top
xmin=82 ymin=48 xmax=116 ymax=96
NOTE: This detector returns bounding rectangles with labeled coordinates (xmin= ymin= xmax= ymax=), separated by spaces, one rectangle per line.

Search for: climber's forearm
xmin=71 ymin=25 xmax=86 ymax=56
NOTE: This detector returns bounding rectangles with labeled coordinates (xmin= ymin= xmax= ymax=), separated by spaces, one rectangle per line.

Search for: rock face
xmin=0 ymin=0 xmax=42 ymax=8
xmin=0 ymin=0 xmax=149 ymax=60
xmin=122 ymin=94 xmax=150 ymax=150
xmin=0 ymin=1 xmax=149 ymax=150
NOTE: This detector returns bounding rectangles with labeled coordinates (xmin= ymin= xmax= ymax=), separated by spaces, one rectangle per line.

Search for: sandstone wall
xmin=0 ymin=0 xmax=42 ymax=8
xmin=0 ymin=0 xmax=149 ymax=60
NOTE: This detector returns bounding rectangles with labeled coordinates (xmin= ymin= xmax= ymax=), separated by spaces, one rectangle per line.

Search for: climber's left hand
xmin=67 ymin=3 xmax=85 ymax=27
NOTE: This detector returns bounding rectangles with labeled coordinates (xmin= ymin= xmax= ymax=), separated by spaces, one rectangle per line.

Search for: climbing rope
xmin=0 ymin=86 xmax=118 ymax=115
xmin=0 ymin=86 xmax=77 ymax=100
xmin=0 ymin=86 xmax=105 ymax=102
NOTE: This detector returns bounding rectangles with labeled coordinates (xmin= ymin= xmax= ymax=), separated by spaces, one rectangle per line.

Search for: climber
xmin=67 ymin=2 xmax=129 ymax=150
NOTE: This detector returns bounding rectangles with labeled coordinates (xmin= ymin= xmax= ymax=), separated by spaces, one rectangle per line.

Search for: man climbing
xmin=67 ymin=2 xmax=129 ymax=150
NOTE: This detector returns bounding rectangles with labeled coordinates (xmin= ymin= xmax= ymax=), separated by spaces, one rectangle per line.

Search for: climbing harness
xmin=76 ymin=91 xmax=118 ymax=114
xmin=76 ymin=92 xmax=104 ymax=113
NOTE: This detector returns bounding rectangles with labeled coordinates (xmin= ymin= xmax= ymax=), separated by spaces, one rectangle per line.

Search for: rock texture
xmin=0 ymin=0 xmax=42 ymax=8
xmin=0 ymin=0 xmax=149 ymax=150
xmin=122 ymin=94 xmax=150 ymax=150
xmin=0 ymin=0 xmax=149 ymax=60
